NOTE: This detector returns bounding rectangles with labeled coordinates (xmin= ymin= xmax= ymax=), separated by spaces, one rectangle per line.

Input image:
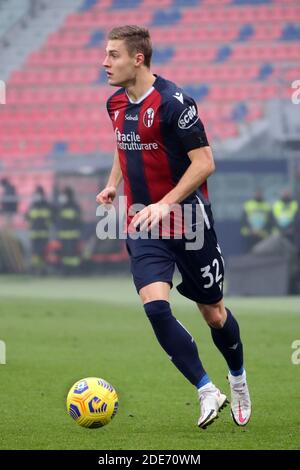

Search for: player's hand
xmin=131 ymin=203 xmax=170 ymax=232
xmin=96 ymin=186 xmax=116 ymax=206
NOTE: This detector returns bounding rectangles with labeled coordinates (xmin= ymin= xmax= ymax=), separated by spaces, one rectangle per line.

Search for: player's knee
xmin=143 ymin=300 xmax=172 ymax=325
xmin=198 ymin=303 xmax=226 ymax=329
xmin=139 ymin=282 xmax=170 ymax=304
xmin=207 ymin=314 xmax=225 ymax=329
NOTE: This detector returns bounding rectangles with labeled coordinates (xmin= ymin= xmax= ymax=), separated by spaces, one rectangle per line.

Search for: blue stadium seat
xmin=111 ymin=0 xmax=141 ymax=9
xmin=281 ymin=23 xmax=300 ymax=41
xmin=233 ymin=0 xmax=272 ymax=5
xmin=237 ymin=24 xmax=254 ymax=42
xmin=231 ymin=102 xmax=248 ymax=121
xmin=52 ymin=142 xmax=68 ymax=153
xmin=86 ymin=30 xmax=104 ymax=48
xmin=214 ymin=45 xmax=232 ymax=63
xmin=173 ymin=0 xmax=200 ymax=6
xmin=94 ymin=69 xmax=107 ymax=84
xmin=78 ymin=0 xmax=97 ymax=12
xmin=256 ymin=63 xmax=274 ymax=80
xmin=152 ymin=9 xmax=181 ymax=26
xmin=184 ymin=85 xmax=210 ymax=102
xmin=152 ymin=47 xmax=174 ymax=64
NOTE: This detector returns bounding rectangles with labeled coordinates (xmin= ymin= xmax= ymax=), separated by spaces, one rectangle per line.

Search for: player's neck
xmin=125 ymin=70 xmax=156 ymax=103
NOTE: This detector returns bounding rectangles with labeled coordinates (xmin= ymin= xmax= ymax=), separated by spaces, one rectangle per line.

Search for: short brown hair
xmin=108 ymin=25 xmax=152 ymax=68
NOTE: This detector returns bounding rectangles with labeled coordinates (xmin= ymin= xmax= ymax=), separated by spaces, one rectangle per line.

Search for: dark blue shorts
xmin=126 ymin=227 xmax=224 ymax=305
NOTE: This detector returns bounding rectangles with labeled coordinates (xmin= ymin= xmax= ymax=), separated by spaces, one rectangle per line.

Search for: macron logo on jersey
xmin=114 ymin=110 xmax=119 ymax=121
xmin=178 ymin=105 xmax=199 ymax=129
xmin=173 ymin=92 xmax=184 ymax=104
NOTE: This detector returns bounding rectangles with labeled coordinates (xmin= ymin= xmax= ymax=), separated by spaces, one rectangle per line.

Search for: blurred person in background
xmin=251 ymin=189 xmax=299 ymax=294
xmin=295 ymin=176 xmax=300 ymax=253
xmin=272 ymin=189 xmax=299 ymax=293
xmin=241 ymin=189 xmax=272 ymax=252
xmin=0 ymin=178 xmax=19 ymax=230
xmin=295 ymin=189 xmax=300 ymax=292
xmin=26 ymin=186 xmax=52 ymax=275
xmin=56 ymin=186 xmax=82 ymax=274
xmin=272 ymin=190 xmax=298 ymax=243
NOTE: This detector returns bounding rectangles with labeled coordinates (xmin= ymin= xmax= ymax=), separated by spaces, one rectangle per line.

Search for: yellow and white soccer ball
xmin=66 ymin=377 xmax=119 ymax=428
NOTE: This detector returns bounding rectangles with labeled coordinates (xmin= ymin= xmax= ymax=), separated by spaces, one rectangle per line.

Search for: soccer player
xmin=96 ymin=25 xmax=251 ymax=428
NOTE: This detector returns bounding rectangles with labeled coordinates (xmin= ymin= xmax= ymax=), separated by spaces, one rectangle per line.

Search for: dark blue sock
xmin=210 ymin=308 xmax=244 ymax=374
xmin=144 ymin=300 xmax=207 ymax=387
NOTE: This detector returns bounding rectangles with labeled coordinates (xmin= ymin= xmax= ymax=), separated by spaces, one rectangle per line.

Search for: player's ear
xmin=135 ymin=52 xmax=145 ymax=67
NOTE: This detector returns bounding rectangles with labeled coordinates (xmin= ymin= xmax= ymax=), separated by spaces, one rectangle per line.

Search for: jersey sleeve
xmin=164 ymin=93 xmax=209 ymax=153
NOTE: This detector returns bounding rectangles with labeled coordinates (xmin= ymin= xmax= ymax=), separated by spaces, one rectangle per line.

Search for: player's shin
xmin=143 ymin=300 xmax=207 ymax=386
xmin=210 ymin=307 xmax=244 ymax=375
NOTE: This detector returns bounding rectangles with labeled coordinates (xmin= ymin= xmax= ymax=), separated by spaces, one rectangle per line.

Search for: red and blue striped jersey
xmin=106 ymin=75 xmax=213 ymax=227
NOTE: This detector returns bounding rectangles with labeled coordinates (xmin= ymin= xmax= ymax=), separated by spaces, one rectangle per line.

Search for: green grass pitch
xmin=0 ymin=276 xmax=299 ymax=450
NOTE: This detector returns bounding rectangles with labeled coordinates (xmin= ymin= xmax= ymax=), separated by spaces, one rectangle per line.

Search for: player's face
xmin=103 ymin=40 xmax=137 ymax=87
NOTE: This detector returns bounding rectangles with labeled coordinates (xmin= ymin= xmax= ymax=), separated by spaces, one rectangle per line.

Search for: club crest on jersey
xmin=143 ymin=108 xmax=155 ymax=128
xmin=178 ymin=105 xmax=199 ymax=129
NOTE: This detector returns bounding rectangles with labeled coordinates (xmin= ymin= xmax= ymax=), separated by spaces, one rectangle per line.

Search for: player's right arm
xmin=96 ymin=148 xmax=123 ymax=205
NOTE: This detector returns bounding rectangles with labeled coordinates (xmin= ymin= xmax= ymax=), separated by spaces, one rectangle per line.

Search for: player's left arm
xmin=159 ymin=146 xmax=215 ymax=205
xmin=132 ymin=147 xmax=215 ymax=231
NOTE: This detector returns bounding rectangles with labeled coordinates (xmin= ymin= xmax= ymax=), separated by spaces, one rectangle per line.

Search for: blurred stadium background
xmin=0 ymin=0 xmax=300 ymax=451
xmin=0 ymin=0 xmax=299 ymax=295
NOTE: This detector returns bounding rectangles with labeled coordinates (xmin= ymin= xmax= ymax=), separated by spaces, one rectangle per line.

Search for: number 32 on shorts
xmin=200 ymin=248 xmax=224 ymax=290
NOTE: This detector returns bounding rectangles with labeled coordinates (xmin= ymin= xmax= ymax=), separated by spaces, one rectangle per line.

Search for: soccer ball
xmin=66 ymin=377 xmax=119 ymax=428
